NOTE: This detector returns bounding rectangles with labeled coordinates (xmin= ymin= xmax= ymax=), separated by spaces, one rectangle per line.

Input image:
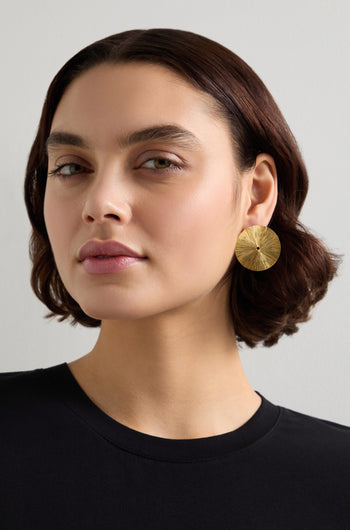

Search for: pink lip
xmin=81 ymin=256 xmax=144 ymax=274
xmin=78 ymin=240 xmax=145 ymax=262
xmin=78 ymin=240 xmax=146 ymax=275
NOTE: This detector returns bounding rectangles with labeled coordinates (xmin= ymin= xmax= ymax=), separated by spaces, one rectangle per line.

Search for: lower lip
xmin=80 ymin=256 xmax=145 ymax=274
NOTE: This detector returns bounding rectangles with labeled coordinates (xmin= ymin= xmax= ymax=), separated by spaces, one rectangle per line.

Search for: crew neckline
xmin=45 ymin=361 xmax=280 ymax=463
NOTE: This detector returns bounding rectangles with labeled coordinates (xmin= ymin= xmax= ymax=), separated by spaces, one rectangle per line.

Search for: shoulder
xmin=278 ymin=403 xmax=350 ymax=438
xmin=0 ymin=366 xmax=45 ymax=388
xmin=0 ymin=366 xmax=65 ymax=449
xmin=0 ymin=367 xmax=49 ymax=412
xmin=270 ymin=402 xmax=350 ymax=469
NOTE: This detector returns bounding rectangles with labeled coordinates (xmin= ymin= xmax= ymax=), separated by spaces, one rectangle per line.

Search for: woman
xmin=2 ymin=28 xmax=349 ymax=528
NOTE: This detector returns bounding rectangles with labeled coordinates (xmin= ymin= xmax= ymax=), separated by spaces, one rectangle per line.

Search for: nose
xmin=81 ymin=167 xmax=133 ymax=225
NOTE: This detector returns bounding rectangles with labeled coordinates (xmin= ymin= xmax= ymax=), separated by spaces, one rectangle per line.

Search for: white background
xmin=1 ymin=0 xmax=349 ymax=424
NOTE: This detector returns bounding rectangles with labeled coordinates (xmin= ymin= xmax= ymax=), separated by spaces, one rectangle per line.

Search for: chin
xmin=79 ymin=300 xmax=158 ymax=322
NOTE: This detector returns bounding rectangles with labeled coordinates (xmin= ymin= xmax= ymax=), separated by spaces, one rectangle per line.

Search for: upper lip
xmin=78 ymin=240 xmax=145 ymax=261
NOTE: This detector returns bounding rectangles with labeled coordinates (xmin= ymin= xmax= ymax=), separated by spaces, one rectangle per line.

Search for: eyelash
xmin=48 ymin=163 xmax=88 ymax=179
xmin=47 ymin=157 xmax=183 ymax=179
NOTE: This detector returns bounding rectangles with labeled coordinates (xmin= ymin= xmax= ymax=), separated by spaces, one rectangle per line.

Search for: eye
xmin=141 ymin=157 xmax=181 ymax=171
xmin=48 ymin=163 xmax=88 ymax=178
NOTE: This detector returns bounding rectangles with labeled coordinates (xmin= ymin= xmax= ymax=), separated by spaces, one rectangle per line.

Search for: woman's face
xmin=44 ymin=62 xmax=248 ymax=321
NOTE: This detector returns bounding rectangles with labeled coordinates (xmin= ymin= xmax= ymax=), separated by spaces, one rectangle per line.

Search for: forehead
xmin=51 ymin=62 xmax=229 ymax=143
xmin=57 ymin=61 xmax=220 ymax=112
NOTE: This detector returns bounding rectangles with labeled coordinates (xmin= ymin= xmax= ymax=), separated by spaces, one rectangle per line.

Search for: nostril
xmin=83 ymin=213 xmax=121 ymax=223
xmin=105 ymin=214 xmax=120 ymax=220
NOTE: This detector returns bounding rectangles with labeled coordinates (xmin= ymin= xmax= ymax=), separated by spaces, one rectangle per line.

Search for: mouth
xmin=80 ymin=254 xmax=145 ymax=274
xmin=78 ymin=239 xmax=145 ymax=262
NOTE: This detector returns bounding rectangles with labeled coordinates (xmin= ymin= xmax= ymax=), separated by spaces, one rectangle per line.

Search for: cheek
xmin=43 ymin=189 xmax=75 ymax=263
xmin=146 ymin=175 xmax=239 ymax=270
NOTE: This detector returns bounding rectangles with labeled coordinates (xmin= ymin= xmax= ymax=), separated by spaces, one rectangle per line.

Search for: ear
xmin=241 ymin=153 xmax=278 ymax=229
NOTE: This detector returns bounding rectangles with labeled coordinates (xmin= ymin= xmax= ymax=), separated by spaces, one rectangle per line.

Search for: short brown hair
xmin=24 ymin=28 xmax=340 ymax=347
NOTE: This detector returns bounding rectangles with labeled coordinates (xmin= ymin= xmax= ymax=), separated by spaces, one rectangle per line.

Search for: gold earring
xmin=235 ymin=225 xmax=281 ymax=271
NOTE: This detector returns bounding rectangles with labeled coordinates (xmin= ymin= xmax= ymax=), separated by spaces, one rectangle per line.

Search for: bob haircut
xmin=24 ymin=28 xmax=339 ymax=347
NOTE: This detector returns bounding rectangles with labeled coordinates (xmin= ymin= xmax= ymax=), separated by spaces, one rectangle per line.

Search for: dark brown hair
xmin=24 ymin=28 xmax=340 ymax=347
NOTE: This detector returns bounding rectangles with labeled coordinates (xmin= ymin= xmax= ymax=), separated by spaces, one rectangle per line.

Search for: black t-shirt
xmin=1 ymin=362 xmax=349 ymax=529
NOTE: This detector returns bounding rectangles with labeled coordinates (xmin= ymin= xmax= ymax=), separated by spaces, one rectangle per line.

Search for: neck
xmin=68 ymin=289 xmax=261 ymax=439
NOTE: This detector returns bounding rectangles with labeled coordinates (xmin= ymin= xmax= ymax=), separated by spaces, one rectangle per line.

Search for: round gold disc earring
xmin=235 ymin=225 xmax=281 ymax=271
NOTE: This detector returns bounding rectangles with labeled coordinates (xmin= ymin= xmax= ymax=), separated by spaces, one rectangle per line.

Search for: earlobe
xmin=244 ymin=153 xmax=278 ymax=228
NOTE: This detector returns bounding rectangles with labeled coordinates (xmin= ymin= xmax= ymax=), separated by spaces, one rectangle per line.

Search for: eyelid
xmin=141 ymin=154 xmax=180 ymax=164
xmin=136 ymin=149 xmax=187 ymax=167
xmin=48 ymin=162 xmax=89 ymax=179
xmin=48 ymin=153 xmax=92 ymax=173
xmin=141 ymin=159 xmax=182 ymax=172
xmin=49 ymin=152 xmax=90 ymax=164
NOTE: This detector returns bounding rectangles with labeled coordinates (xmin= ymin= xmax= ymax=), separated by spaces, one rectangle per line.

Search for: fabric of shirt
xmin=0 ymin=362 xmax=349 ymax=529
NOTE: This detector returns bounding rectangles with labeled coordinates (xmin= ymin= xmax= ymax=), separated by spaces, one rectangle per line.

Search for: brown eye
xmin=48 ymin=163 xmax=87 ymax=178
xmin=142 ymin=158 xmax=179 ymax=170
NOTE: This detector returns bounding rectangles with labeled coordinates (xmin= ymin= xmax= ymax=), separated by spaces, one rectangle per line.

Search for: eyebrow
xmin=45 ymin=124 xmax=202 ymax=153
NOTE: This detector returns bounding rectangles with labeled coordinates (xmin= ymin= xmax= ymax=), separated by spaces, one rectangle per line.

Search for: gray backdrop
xmin=1 ymin=0 xmax=349 ymax=424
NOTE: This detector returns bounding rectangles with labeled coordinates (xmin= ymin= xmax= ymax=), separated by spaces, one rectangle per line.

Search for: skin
xmin=44 ymin=62 xmax=277 ymax=439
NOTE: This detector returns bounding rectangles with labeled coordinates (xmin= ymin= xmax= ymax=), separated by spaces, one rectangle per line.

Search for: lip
xmin=78 ymin=240 xmax=145 ymax=262
xmin=80 ymin=255 xmax=144 ymax=274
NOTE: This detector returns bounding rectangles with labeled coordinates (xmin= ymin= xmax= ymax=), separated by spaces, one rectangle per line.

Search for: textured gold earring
xmin=235 ymin=225 xmax=281 ymax=271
